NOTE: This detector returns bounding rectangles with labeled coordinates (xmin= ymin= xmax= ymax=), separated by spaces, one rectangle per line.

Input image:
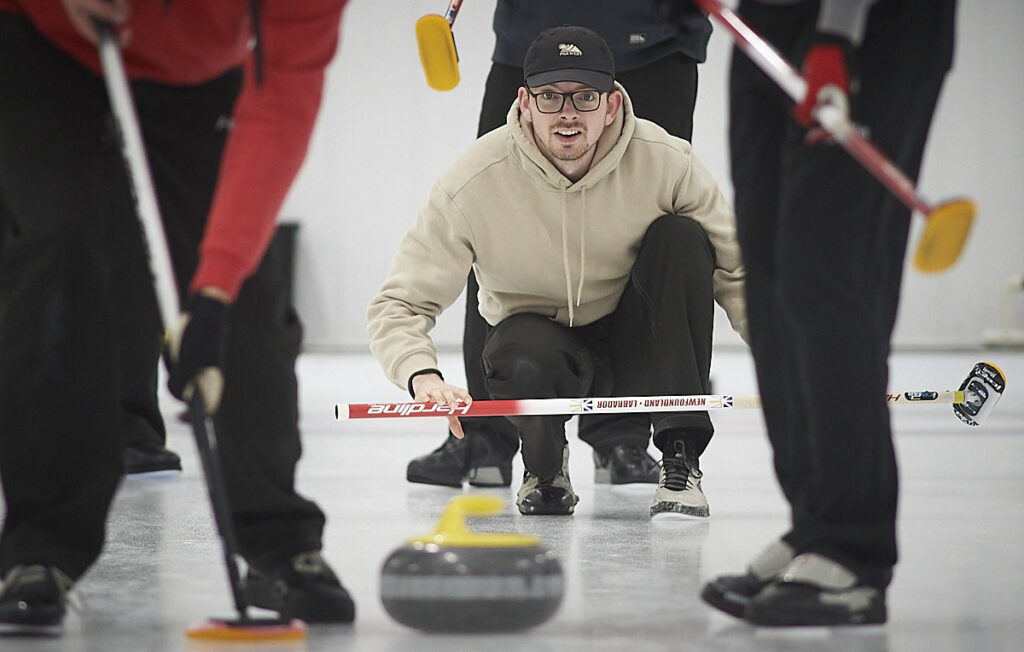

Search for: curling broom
xmin=336 ymin=362 xmax=1006 ymax=427
xmin=93 ymin=20 xmax=307 ymax=642
xmin=693 ymin=0 xmax=975 ymax=273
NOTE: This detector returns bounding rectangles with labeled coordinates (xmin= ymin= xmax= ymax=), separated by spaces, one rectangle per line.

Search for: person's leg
xmin=0 ymin=14 xmax=123 ymax=632
xmin=476 ymin=62 xmax=523 ymax=137
xmin=745 ymin=0 xmax=955 ymax=626
xmin=600 ymin=216 xmax=715 ymax=518
xmin=579 ymin=54 xmax=702 ymax=484
xmin=744 ymin=119 xmax=894 ymax=625
xmin=770 ymin=0 xmax=953 ymax=583
xmin=482 ymin=314 xmax=596 ymax=515
xmin=131 ymin=72 xmax=351 ymax=622
xmin=406 ymin=62 xmax=523 ymax=488
xmin=700 ymin=0 xmax=812 ymax=615
xmin=108 ymin=185 xmax=178 ymax=475
xmin=615 ymin=216 xmax=716 ymax=451
xmin=728 ymin=0 xmax=816 ymax=537
xmin=616 ymin=53 xmax=698 ymax=141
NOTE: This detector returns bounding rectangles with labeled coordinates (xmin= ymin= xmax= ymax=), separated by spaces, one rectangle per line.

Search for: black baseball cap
xmin=523 ymin=26 xmax=615 ymax=92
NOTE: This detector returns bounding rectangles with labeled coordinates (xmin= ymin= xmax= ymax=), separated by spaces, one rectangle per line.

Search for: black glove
xmin=167 ymin=293 xmax=228 ymax=414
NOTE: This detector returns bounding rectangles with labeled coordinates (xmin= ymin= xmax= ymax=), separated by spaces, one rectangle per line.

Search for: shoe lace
xmin=659 ymin=455 xmax=702 ymax=491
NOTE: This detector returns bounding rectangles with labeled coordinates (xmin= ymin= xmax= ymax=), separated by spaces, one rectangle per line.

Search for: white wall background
xmin=280 ymin=0 xmax=1024 ymax=352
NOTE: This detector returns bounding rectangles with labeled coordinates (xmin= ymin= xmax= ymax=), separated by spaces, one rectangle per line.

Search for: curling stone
xmin=380 ymin=495 xmax=563 ymax=632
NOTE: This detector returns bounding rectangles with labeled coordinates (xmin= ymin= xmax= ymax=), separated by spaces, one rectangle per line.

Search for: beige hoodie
xmin=368 ymin=84 xmax=746 ymax=390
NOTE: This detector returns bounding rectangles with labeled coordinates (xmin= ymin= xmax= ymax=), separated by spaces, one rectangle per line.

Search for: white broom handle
xmin=335 ymin=390 xmax=965 ymax=420
xmin=697 ymin=0 xmax=806 ymax=101
xmin=95 ymin=26 xmax=181 ymax=330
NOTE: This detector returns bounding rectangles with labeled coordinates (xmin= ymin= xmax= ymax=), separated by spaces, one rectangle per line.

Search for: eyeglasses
xmin=526 ymin=89 xmax=604 ymax=113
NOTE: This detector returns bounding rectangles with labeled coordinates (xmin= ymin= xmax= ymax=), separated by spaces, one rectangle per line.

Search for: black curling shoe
xmin=406 ymin=436 xmax=468 ymax=487
xmin=593 ymin=443 xmax=659 ymax=484
xmin=123 ymin=441 xmax=182 ymax=474
xmin=245 ymin=551 xmax=355 ymax=623
xmin=746 ymin=554 xmax=887 ymax=627
xmin=406 ymin=434 xmax=513 ymax=488
xmin=0 ymin=565 xmax=74 ymax=636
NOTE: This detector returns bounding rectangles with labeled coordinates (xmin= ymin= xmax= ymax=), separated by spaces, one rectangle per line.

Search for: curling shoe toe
xmin=517 ymin=445 xmax=578 ymax=515
xmin=700 ymin=540 xmax=794 ymax=618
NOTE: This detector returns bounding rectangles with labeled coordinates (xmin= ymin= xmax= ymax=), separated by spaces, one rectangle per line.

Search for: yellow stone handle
xmin=408 ymin=495 xmax=540 ymax=548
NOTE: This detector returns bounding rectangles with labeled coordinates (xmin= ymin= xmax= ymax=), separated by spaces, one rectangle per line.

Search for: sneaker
xmin=650 ymin=442 xmax=709 ymax=519
xmin=123 ymin=441 xmax=182 ymax=474
xmin=593 ymin=443 xmax=659 ymax=485
xmin=0 ymin=565 xmax=74 ymax=636
xmin=245 ymin=551 xmax=355 ymax=623
xmin=406 ymin=435 xmax=513 ymax=488
xmin=516 ymin=446 xmax=579 ymax=515
xmin=700 ymin=540 xmax=795 ymax=618
xmin=746 ymin=553 xmax=887 ymax=626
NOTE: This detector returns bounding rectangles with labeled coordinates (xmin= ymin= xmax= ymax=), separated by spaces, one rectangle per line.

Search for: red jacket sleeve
xmin=190 ymin=0 xmax=347 ymax=300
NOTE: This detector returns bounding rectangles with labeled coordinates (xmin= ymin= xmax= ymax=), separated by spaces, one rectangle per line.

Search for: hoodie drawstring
xmin=560 ymin=187 xmax=574 ymax=326
xmin=559 ymin=185 xmax=588 ymax=327
xmin=577 ymin=186 xmax=587 ymax=309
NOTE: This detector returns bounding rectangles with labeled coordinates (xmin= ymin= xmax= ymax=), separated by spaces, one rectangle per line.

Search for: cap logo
xmin=557 ymin=43 xmax=583 ymax=56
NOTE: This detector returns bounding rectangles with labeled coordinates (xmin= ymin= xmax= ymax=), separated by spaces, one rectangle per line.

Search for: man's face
xmin=518 ymin=81 xmax=622 ymax=176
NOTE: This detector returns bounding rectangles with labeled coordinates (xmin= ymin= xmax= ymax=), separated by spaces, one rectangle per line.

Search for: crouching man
xmin=367 ymin=26 xmax=747 ymax=518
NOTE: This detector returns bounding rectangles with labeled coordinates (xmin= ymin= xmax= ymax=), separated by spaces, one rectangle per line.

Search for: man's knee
xmin=482 ymin=314 xmax=582 ymax=396
xmin=640 ymin=215 xmax=715 ymax=269
xmin=633 ymin=215 xmax=716 ymax=284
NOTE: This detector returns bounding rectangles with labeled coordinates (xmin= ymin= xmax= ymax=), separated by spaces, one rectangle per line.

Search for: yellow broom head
xmin=416 ymin=14 xmax=459 ymax=91
xmin=913 ymin=198 xmax=976 ymax=273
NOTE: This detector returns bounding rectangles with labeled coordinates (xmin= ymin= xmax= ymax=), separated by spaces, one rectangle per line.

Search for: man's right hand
xmin=411 ymin=373 xmax=472 ymax=439
xmin=61 ymin=0 xmax=132 ymax=45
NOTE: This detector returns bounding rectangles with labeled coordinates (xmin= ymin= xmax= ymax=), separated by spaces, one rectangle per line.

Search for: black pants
xmin=462 ymin=55 xmax=702 ymax=458
xmin=0 ymin=14 xmax=324 ymax=579
xmin=481 ymin=216 xmax=716 ymax=480
xmin=729 ymin=0 xmax=954 ymax=587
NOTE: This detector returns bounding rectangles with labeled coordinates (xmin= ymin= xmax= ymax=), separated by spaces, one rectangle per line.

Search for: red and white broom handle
xmin=693 ymin=0 xmax=932 ymax=216
xmin=443 ymin=0 xmax=463 ymax=27
xmin=335 ymin=390 xmax=964 ymax=420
